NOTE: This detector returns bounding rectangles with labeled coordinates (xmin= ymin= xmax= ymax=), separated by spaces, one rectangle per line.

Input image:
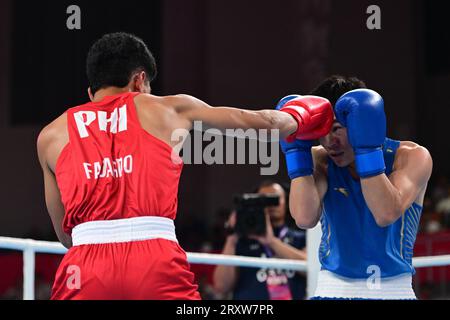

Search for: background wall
xmin=0 ymin=0 xmax=449 ymax=240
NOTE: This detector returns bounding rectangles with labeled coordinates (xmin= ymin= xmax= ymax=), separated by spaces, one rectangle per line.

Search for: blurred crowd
xmin=420 ymin=175 xmax=450 ymax=234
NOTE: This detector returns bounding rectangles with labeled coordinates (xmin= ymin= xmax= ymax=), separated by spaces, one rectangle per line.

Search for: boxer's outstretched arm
xmin=361 ymin=144 xmax=432 ymax=227
xmin=170 ymin=94 xmax=298 ymax=139
xmin=289 ymin=147 xmax=328 ymax=228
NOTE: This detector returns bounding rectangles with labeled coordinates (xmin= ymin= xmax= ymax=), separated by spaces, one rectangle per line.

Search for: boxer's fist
xmin=276 ymin=95 xmax=314 ymax=178
xmin=280 ymin=96 xmax=333 ymax=142
xmin=275 ymin=95 xmax=303 ymax=153
xmin=335 ymin=89 xmax=386 ymax=177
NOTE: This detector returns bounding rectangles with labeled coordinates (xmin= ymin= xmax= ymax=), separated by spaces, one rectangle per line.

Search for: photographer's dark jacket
xmin=233 ymin=226 xmax=306 ymax=300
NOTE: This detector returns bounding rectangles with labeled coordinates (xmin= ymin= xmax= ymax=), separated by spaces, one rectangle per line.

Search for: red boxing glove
xmin=280 ymin=96 xmax=334 ymax=142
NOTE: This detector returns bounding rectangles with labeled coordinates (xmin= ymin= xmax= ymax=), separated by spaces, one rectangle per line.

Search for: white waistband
xmin=313 ymin=270 xmax=417 ymax=300
xmin=71 ymin=216 xmax=178 ymax=246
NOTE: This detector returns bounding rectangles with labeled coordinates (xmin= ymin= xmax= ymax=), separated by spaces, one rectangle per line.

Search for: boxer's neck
xmin=92 ymin=86 xmax=131 ymax=102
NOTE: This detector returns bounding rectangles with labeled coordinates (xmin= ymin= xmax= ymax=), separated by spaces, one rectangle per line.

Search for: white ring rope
xmin=0 ymin=236 xmax=449 ymax=300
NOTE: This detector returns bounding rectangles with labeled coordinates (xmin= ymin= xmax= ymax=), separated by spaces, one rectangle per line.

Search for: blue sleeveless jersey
xmin=319 ymin=138 xmax=422 ymax=278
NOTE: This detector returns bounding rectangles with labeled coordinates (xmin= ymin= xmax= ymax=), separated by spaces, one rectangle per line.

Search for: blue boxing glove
xmin=276 ymin=95 xmax=314 ymax=179
xmin=334 ymin=89 xmax=386 ymax=178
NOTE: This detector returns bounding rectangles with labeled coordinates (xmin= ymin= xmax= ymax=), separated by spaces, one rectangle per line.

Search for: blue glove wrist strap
xmin=355 ymin=148 xmax=385 ymax=178
xmin=285 ymin=149 xmax=313 ymax=179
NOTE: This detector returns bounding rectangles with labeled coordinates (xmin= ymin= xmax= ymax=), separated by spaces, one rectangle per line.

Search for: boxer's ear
xmin=132 ymin=71 xmax=150 ymax=94
xmin=88 ymin=87 xmax=94 ymax=102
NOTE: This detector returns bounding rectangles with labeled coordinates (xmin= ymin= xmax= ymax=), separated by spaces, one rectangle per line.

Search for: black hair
xmin=86 ymin=32 xmax=157 ymax=94
xmin=310 ymin=75 xmax=367 ymax=106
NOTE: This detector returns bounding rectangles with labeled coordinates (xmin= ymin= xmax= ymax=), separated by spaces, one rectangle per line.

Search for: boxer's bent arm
xmin=37 ymin=131 xmax=72 ymax=249
xmin=41 ymin=165 xmax=73 ymax=249
xmin=361 ymin=145 xmax=432 ymax=227
xmin=289 ymin=147 xmax=328 ymax=228
xmin=171 ymin=94 xmax=298 ymax=139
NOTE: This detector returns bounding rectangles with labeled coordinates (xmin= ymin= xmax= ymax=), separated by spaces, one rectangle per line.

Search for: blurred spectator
xmin=436 ymin=187 xmax=450 ymax=229
xmin=35 ymin=275 xmax=52 ymax=300
xmin=189 ymin=241 xmax=220 ymax=300
xmin=425 ymin=213 xmax=443 ymax=234
xmin=1 ymin=281 xmax=21 ymax=300
xmin=213 ymin=180 xmax=307 ymax=300
xmin=432 ymin=176 xmax=449 ymax=203
xmin=420 ymin=197 xmax=443 ymax=234
xmin=419 ymin=197 xmax=432 ymax=233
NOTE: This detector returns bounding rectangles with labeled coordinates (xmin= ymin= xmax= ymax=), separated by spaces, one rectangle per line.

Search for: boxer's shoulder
xmin=398 ymin=140 xmax=428 ymax=152
xmin=134 ymin=93 xmax=176 ymax=112
xmin=395 ymin=141 xmax=432 ymax=169
xmin=38 ymin=112 xmax=68 ymax=146
xmin=133 ymin=93 xmax=196 ymax=117
xmin=133 ymin=93 xmax=192 ymax=145
xmin=37 ymin=112 xmax=69 ymax=171
xmin=391 ymin=141 xmax=432 ymax=193
xmin=134 ymin=94 xmax=189 ymax=129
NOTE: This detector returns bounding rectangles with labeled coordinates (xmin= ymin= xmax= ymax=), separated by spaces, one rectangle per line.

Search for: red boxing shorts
xmin=51 ymin=217 xmax=201 ymax=300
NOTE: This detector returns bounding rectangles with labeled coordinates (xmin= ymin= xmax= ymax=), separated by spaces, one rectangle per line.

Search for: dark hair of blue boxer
xmin=310 ymin=75 xmax=367 ymax=107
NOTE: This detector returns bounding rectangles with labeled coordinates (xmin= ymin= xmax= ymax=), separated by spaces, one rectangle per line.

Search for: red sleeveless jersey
xmin=56 ymin=92 xmax=183 ymax=234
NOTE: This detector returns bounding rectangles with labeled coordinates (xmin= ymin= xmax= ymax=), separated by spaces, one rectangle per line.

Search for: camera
xmin=233 ymin=193 xmax=279 ymax=237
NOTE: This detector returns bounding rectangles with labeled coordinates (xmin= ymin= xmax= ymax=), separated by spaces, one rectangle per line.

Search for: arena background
xmin=0 ymin=0 xmax=449 ymax=299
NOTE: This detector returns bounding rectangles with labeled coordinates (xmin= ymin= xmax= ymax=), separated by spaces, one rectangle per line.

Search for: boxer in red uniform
xmin=36 ymin=32 xmax=334 ymax=299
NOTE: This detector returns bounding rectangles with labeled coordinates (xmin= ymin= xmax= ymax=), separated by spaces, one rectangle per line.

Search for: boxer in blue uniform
xmin=277 ymin=76 xmax=433 ymax=299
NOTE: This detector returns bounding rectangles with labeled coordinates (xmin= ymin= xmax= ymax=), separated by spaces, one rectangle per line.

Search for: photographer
xmin=213 ymin=181 xmax=307 ymax=300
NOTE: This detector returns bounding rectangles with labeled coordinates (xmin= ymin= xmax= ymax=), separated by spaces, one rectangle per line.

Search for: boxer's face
xmin=258 ymin=184 xmax=286 ymax=227
xmin=319 ymin=120 xmax=355 ymax=167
